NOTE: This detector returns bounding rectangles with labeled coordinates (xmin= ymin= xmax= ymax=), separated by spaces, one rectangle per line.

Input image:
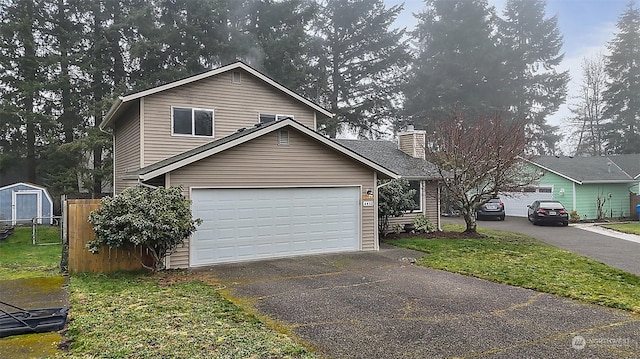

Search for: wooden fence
xmin=67 ymin=199 xmax=148 ymax=273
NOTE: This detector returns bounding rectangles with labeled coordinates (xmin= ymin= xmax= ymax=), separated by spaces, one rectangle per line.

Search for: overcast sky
xmin=386 ymin=0 xmax=631 ymax=147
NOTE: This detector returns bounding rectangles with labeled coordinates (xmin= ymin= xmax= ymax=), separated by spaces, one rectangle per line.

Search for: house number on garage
xmin=362 ymin=200 xmax=374 ymax=207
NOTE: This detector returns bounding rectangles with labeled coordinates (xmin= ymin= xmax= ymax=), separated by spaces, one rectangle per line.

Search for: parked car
xmin=476 ymin=198 xmax=505 ymax=220
xmin=527 ymin=200 xmax=569 ymax=226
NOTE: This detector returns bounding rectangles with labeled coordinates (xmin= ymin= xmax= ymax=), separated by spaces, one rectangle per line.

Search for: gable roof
xmin=125 ymin=118 xmax=399 ymax=182
xmin=100 ymin=61 xmax=333 ymax=130
xmin=606 ymin=154 xmax=640 ymax=179
xmin=334 ymin=139 xmax=440 ymax=180
xmin=528 ymin=156 xmax=637 ymax=184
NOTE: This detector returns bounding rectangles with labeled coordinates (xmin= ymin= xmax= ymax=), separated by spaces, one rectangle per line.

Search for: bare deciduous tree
xmin=425 ymin=113 xmax=538 ymax=233
xmin=569 ymin=54 xmax=608 ymax=156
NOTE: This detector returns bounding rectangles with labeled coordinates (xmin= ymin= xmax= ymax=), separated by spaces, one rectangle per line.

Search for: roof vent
xmin=607 ymin=162 xmax=611 ymax=173
xmin=237 ymin=127 xmax=245 ymax=133
xmin=254 ymin=123 xmax=262 ymax=128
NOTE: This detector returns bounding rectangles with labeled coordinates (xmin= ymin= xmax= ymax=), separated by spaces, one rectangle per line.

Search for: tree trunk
xmin=462 ymin=210 xmax=477 ymax=233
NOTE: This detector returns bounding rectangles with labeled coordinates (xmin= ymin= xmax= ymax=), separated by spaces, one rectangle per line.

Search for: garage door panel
xmin=500 ymin=188 xmax=553 ymax=217
xmin=190 ymin=187 xmax=360 ymax=266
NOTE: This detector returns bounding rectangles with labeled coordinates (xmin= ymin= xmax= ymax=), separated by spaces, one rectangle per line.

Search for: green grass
xmin=392 ymin=224 xmax=640 ymax=313
xmin=55 ymin=272 xmax=315 ymax=359
xmin=0 ymin=226 xmax=62 ymax=279
xmin=602 ymin=222 xmax=640 ymax=235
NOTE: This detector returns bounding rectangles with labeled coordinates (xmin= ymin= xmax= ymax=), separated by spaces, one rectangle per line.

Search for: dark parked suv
xmin=527 ymin=200 xmax=569 ymax=226
xmin=476 ymin=198 xmax=505 ymax=220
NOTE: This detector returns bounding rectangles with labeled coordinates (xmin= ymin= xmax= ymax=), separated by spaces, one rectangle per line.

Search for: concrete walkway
xmin=574 ymin=223 xmax=640 ymax=244
xmin=203 ymin=246 xmax=640 ymax=358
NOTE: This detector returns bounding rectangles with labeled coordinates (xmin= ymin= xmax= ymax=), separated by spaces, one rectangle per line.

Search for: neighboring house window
xmin=172 ymin=107 xmax=214 ymax=137
xmin=408 ymin=180 xmax=422 ymax=212
xmin=259 ymin=113 xmax=294 ymax=124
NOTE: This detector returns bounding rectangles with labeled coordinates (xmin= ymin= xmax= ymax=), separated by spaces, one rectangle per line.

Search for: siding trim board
xmin=140 ymin=98 xmax=145 ymax=167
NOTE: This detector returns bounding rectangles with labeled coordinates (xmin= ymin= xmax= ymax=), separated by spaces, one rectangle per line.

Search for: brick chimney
xmin=397 ymin=125 xmax=426 ymax=159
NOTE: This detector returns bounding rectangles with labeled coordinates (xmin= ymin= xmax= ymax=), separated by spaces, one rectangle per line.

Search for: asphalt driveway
xmin=468 ymin=216 xmax=640 ymax=276
xmin=203 ymin=246 xmax=640 ymax=358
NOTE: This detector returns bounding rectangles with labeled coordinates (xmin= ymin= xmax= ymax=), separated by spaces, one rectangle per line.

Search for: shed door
xmin=13 ymin=191 xmax=41 ymax=225
xmin=190 ymin=187 xmax=360 ymax=266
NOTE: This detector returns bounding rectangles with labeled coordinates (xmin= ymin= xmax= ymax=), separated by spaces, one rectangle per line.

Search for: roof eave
xmin=100 ymin=97 xmax=124 ymax=130
xmin=580 ymin=180 xmax=638 ymax=184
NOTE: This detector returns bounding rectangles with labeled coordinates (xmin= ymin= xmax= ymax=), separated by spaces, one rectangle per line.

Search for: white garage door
xmin=500 ymin=187 xmax=554 ymax=217
xmin=190 ymin=187 xmax=360 ymax=266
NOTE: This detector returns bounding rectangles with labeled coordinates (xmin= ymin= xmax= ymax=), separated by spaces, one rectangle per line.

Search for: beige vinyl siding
xmin=142 ymin=69 xmax=317 ymax=166
xmin=167 ymin=129 xmax=376 ymax=268
xmin=388 ymin=180 xmax=440 ymax=230
xmin=113 ymin=105 xmax=141 ymax=193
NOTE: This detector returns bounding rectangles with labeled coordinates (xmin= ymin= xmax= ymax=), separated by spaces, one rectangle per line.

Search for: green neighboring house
xmin=527 ymin=155 xmax=640 ymax=220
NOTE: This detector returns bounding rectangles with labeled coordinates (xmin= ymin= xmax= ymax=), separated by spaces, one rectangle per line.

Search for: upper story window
xmin=259 ymin=113 xmax=293 ymax=124
xmin=172 ymin=107 xmax=214 ymax=137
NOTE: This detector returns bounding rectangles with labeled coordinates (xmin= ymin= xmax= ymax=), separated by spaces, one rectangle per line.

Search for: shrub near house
xmin=88 ymin=185 xmax=201 ymax=272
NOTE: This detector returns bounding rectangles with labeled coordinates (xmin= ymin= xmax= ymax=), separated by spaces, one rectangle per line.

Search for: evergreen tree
xmin=241 ymin=0 xmax=317 ymax=94
xmin=0 ymin=0 xmax=52 ymax=183
xmin=39 ymin=0 xmax=88 ymax=194
xmin=404 ymin=0 xmax=504 ymax=132
xmin=499 ymin=0 xmax=568 ymax=154
xmin=603 ymin=1 xmax=640 ymax=154
xmin=311 ymin=0 xmax=410 ymax=138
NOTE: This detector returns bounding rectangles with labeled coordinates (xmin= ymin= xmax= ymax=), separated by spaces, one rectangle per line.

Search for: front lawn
xmin=602 ymin=222 xmax=640 ymax=235
xmin=56 ymin=272 xmax=315 ymax=359
xmin=392 ymin=225 xmax=640 ymax=313
xmin=0 ymin=226 xmax=62 ymax=280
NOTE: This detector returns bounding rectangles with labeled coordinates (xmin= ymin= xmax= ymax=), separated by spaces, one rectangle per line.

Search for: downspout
xmin=572 ymin=182 xmax=577 ymax=212
xmin=437 ymin=182 xmax=442 ymax=231
xmin=99 ymin=126 xmax=114 ymax=195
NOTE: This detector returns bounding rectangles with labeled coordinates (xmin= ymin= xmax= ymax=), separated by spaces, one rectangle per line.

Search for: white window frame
xmin=171 ymin=106 xmax=214 ymax=137
xmin=258 ymin=113 xmax=294 ymax=124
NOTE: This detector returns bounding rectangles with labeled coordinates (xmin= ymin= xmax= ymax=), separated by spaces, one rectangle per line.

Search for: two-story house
xmin=100 ymin=61 xmax=440 ymax=268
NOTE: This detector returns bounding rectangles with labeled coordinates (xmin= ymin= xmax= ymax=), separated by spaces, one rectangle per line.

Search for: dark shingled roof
xmin=334 ymin=139 xmax=440 ymax=180
xmin=530 ymin=155 xmax=638 ymax=183
xmin=607 ymin=154 xmax=640 ymax=179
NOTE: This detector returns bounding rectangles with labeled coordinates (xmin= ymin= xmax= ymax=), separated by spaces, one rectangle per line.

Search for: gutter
xmin=99 ymin=97 xmax=124 ymax=130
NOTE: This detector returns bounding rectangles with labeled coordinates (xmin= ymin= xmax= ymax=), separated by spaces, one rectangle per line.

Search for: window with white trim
xmin=408 ymin=180 xmax=422 ymax=212
xmin=172 ymin=107 xmax=214 ymax=137
xmin=259 ymin=113 xmax=294 ymax=124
